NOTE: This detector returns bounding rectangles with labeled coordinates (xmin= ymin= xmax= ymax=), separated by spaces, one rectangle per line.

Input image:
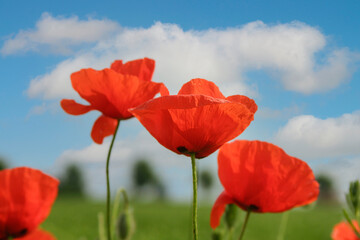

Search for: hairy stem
xmin=106 ymin=120 xmax=121 ymax=240
xmin=238 ymin=209 xmax=251 ymax=240
xmin=190 ymin=153 xmax=198 ymax=240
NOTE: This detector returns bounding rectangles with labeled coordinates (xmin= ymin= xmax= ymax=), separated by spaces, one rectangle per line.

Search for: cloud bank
xmin=5 ymin=14 xmax=354 ymax=100
xmin=1 ymin=13 xmax=119 ymax=55
xmin=274 ymin=111 xmax=360 ymax=160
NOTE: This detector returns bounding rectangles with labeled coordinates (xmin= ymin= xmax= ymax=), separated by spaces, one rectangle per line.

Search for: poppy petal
xmin=159 ymin=83 xmax=170 ymax=96
xmin=0 ymin=167 xmax=58 ymax=238
xmin=91 ymin=115 xmax=119 ymax=144
xmin=130 ymin=95 xmax=254 ymax=158
xmin=226 ymin=95 xmax=258 ymax=114
xmin=218 ymin=140 xmax=319 ymax=213
xmin=60 ymin=99 xmax=94 ymax=115
xmin=210 ymin=191 xmax=235 ymax=229
xmin=110 ymin=58 xmax=155 ymax=82
xmin=17 ymin=229 xmax=56 ymax=240
xmin=331 ymin=221 xmax=359 ymax=240
xmin=71 ymin=68 xmax=168 ymax=119
xmin=70 ymin=68 xmax=122 ymax=118
xmin=110 ymin=60 xmax=123 ymax=72
xmin=178 ymin=78 xmax=225 ymax=99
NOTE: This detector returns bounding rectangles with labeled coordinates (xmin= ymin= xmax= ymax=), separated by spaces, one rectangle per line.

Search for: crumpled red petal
xmin=210 ymin=191 xmax=235 ymax=229
xmin=91 ymin=115 xmax=119 ymax=144
xmin=0 ymin=167 xmax=59 ymax=239
xmin=226 ymin=95 xmax=258 ymax=114
xmin=178 ymin=78 xmax=225 ymax=99
xmin=61 ymin=57 xmax=168 ymax=144
xmin=218 ymin=140 xmax=319 ymax=213
xmin=71 ymin=68 xmax=168 ymax=119
xmin=60 ymin=99 xmax=94 ymax=115
xmin=331 ymin=221 xmax=360 ymax=240
xmin=17 ymin=229 xmax=56 ymax=240
xmin=110 ymin=57 xmax=155 ymax=82
xmin=130 ymin=95 xmax=254 ymax=158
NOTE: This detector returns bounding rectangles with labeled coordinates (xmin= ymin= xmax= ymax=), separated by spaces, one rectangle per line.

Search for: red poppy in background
xmin=130 ymin=78 xmax=257 ymax=158
xmin=210 ymin=140 xmax=319 ymax=229
xmin=332 ymin=221 xmax=360 ymax=240
xmin=0 ymin=167 xmax=59 ymax=239
xmin=61 ymin=58 xmax=169 ymax=144
xmin=17 ymin=229 xmax=56 ymax=240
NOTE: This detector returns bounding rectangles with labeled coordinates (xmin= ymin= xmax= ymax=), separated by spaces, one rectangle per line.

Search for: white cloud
xmin=274 ymin=111 xmax=360 ymax=160
xmin=1 ymin=12 xmax=119 ymax=55
xmin=23 ymin=19 xmax=358 ymax=99
xmin=54 ymin=130 xmax=219 ymax=200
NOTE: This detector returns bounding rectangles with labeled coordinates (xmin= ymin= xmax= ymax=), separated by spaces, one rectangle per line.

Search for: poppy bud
xmin=116 ymin=208 xmax=135 ymax=240
xmin=224 ymin=204 xmax=237 ymax=229
xmin=346 ymin=180 xmax=360 ymax=217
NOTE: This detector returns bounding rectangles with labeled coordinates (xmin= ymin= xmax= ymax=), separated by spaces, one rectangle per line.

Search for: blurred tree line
xmin=0 ymin=156 xmax=7 ymax=170
xmin=58 ymin=164 xmax=85 ymax=197
xmin=1 ymin=155 xmax=338 ymax=204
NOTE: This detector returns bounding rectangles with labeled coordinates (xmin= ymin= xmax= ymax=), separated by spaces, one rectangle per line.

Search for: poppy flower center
xmin=177 ymin=146 xmax=189 ymax=154
xmin=248 ymin=205 xmax=259 ymax=211
xmin=8 ymin=228 xmax=28 ymax=239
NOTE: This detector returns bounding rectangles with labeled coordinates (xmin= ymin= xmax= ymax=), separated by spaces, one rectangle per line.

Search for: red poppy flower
xmin=17 ymin=229 xmax=56 ymax=240
xmin=0 ymin=167 xmax=59 ymax=239
xmin=332 ymin=221 xmax=360 ymax=240
xmin=129 ymin=78 xmax=257 ymax=159
xmin=210 ymin=140 xmax=319 ymax=229
xmin=61 ymin=58 xmax=169 ymax=144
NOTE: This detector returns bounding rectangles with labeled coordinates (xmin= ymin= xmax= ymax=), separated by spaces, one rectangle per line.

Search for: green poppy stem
xmin=190 ymin=153 xmax=198 ymax=240
xmin=238 ymin=209 xmax=251 ymax=240
xmin=276 ymin=211 xmax=289 ymax=240
xmin=106 ymin=120 xmax=121 ymax=240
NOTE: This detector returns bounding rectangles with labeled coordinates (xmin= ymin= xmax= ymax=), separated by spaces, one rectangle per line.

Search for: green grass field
xmin=42 ymin=197 xmax=343 ymax=240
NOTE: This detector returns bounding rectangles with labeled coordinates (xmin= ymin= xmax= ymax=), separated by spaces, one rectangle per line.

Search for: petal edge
xmin=210 ymin=191 xmax=235 ymax=229
xmin=91 ymin=115 xmax=118 ymax=144
xmin=61 ymin=99 xmax=94 ymax=115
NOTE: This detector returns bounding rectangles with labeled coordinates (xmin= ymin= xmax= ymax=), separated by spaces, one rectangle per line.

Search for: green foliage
xmin=346 ymin=180 xmax=360 ymax=217
xmin=224 ymin=204 xmax=238 ymax=230
xmin=42 ymin=198 xmax=342 ymax=240
xmin=342 ymin=180 xmax=360 ymax=238
xmin=211 ymin=229 xmax=224 ymax=240
xmin=59 ymin=164 xmax=85 ymax=197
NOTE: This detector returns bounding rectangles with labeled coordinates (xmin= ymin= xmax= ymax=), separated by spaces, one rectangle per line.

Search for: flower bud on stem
xmin=115 ymin=189 xmax=135 ymax=240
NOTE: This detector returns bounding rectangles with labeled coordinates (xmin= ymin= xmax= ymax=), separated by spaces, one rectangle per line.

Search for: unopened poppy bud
xmin=116 ymin=208 xmax=135 ymax=240
xmin=211 ymin=229 xmax=224 ymax=240
xmin=224 ymin=204 xmax=237 ymax=229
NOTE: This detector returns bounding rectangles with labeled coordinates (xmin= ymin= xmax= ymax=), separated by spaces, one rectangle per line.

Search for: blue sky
xmin=1 ymin=0 xmax=360 ymax=199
